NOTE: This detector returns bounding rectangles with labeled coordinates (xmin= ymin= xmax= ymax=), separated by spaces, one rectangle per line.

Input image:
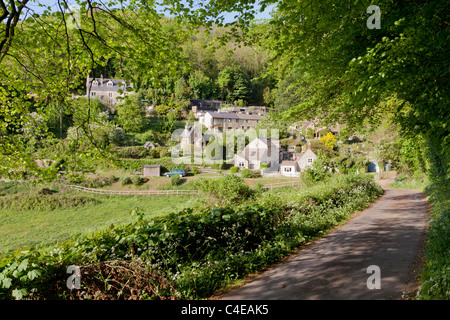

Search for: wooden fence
xmin=66 ymin=185 xmax=200 ymax=196
xmin=66 ymin=180 xmax=301 ymax=196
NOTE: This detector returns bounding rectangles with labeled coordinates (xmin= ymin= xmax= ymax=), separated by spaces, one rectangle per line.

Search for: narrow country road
xmin=220 ymin=188 xmax=429 ymax=300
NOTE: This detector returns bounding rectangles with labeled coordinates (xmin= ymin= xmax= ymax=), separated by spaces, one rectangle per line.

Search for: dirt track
xmin=220 ymin=188 xmax=429 ymax=300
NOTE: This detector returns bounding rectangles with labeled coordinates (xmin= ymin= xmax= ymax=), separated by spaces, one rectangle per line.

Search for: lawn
xmin=0 ymin=191 xmax=199 ymax=255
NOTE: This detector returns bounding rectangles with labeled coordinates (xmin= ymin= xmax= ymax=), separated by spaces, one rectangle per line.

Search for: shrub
xmin=252 ymin=170 xmax=262 ymax=178
xmin=230 ymin=167 xmax=239 ymax=174
xmin=171 ymin=176 xmax=181 ymax=186
xmin=80 ymin=176 xmax=119 ymax=188
xmin=190 ymin=166 xmax=199 ymax=175
xmin=301 ymin=153 xmax=331 ymax=185
xmin=416 ymin=179 xmax=450 ymax=300
xmin=132 ymin=176 xmax=148 ymax=186
xmin=121 ymin=177 xmax=132 ymax=186
xmin=241 ymin=169 xmax=252 ymax=178
xmin=211 ymin=163 xmax=220 ymax=170
xmin=194 ymin=174 xmax=254 ymax=207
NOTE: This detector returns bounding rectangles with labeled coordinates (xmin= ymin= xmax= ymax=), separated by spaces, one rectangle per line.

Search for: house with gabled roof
xmin=86 ymin=74 xmax=133 ymax=107
xmin=234 ymin=137 xmax=281 ymax=171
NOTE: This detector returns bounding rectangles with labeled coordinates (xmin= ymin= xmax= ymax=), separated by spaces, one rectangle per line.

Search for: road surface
xmin=220 ymin=188 xmax=429 ymax=300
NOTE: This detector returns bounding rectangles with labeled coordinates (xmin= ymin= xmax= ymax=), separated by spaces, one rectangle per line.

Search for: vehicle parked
xmin=164 ymin=169 xmax=187 ymax=177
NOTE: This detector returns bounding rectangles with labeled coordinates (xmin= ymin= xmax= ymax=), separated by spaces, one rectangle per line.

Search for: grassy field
xmin=0 ymin=172 xmax=302 ymax=255
xmin=0 ymin=189 xmax=199 ymax=255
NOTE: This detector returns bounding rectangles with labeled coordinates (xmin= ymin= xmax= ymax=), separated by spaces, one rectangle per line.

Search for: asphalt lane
xmin=221 ymin=188 xmax=429 ymax=300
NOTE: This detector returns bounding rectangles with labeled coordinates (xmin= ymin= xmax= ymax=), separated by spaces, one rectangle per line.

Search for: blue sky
xmin=25 ymin=0 xmax=276 ymax=23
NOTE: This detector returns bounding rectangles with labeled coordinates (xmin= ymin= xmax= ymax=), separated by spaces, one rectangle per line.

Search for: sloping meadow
xmin=0 ymin=174 xmax=383 ymax=299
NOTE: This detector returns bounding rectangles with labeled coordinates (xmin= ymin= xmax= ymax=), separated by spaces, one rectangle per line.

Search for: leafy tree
xmin=188 ymin=69 xmax=215 ymax=99
xmin=115 ymin=94 xmax=146 ymax=132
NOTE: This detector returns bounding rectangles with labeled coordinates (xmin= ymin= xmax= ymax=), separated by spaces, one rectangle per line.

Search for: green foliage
xmin=121 ymin=177 xmax=133 ymax=186
xmin=240 ymin=169 xmax=252 ymax=178
xmin=171 ymin=175 xmax=181 ymax=186
xmin=415 ymin=154 xmax=450 ymax=299
xmin=302 ymin=153 xmax=331 ymax=185
xmin=0 ymin=174 xmax=382 ymax=300
xmin=79 ymin=176 xmax=119 ymax=188
xmin=0 ymin=193 xmax=99 ymax=211
xmin=190 ymin=166 xmax=199 ymax=175
xmin=132 ymin=176 xmax=148 ymax=186
xmin=115 ymin=94 xmax=146 ymax=132
xmin=252 ymin=170 xmax=262 ymax=178
xmin=194 ymin=174 xmax=254 ymax=207
xmin=230 ymin=166 xmax=239 ymax=174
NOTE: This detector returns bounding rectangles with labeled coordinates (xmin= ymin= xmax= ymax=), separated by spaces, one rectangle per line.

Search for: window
xmin=107 ymin=81 xmax=113 ymax=87
xmin=91 ymin=91 xmax=96 ymax=96
xmin=246 ymin=119 xmax=249 ymax=123
xmin=307 ymin=158 xmax=313 ymax=163
xmin=108 ymin=92 xmax=113 ymax=97
xmin=239 ymin=162 xmax=245 ymax=167
xmin=284 ymin=167 xmax=292 ymax=172
xmin=92 ymin=80 xmax=98 ymax=86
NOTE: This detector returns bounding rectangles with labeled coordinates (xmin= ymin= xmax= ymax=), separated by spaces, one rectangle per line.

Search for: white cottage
xmin=280 ymin=160 xmax=300 ymax=177
xmin=234 ymin=137 xmax=281 ymax=170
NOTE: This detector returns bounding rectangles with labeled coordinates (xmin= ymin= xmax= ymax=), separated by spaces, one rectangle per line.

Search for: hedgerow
xmin=0 ymin=174 xmax=383 ymax=300
xmin=416 ymin=179 xmax=450 ymax=300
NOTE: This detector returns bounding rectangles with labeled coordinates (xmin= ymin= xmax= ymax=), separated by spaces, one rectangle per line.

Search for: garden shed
xmin=143 ymin=165 xmax=161 ymax=177
xmin=143 ymin=141 xmax=156 ymax=150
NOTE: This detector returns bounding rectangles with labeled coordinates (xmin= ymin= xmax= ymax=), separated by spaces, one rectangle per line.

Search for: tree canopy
xmin=0 ymin=0 xmax=448 ymax=181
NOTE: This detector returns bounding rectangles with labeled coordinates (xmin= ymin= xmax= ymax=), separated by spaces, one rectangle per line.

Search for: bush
xmin=121 ymin=177 xmax=132 ymax=185
xmin=132 ymin=176 xmax=148 ymax=186
xmin=190 ymin=166 xmax=199 ymax=175
xmin=301 ymin=153 xmax=331 ymax=185
xmin=194 ymin=174 xmax=254 ymax=207
xmin=230 ymin=167 xmax=239 ymax=174
xmin=80 ymin=176 xmax=119 ymax=188
xmin=241 ymin=169 xmax=252 ymax=178
xmin=211 ymin=163 xmax=220 ymax=170
xmin=171 ymin=175 xmax=181 ymax=186
xmin=416 ymin=179 xmax=450 ymax=300
xmin=252 ymin=170 xmax=262 ymax=178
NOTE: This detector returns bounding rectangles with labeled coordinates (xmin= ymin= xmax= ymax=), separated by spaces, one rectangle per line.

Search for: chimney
xmin=308 ymin=141 xmax=311 ymax=149
xmin=100 ymin=74 xmax=103 ymax=86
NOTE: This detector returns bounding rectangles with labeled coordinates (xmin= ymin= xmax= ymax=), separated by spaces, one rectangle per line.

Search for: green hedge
xmin=0 ymin=174 xmax=383 ymax=300
xmin=416 ymin=179 xmax=450 ymax=300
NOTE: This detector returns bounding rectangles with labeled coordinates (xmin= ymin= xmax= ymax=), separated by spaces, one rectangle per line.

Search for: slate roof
xmin=206 ymin=111 xmax=264 ymax=120
xmin=87 ymin=77 xmax=133 ymax=92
